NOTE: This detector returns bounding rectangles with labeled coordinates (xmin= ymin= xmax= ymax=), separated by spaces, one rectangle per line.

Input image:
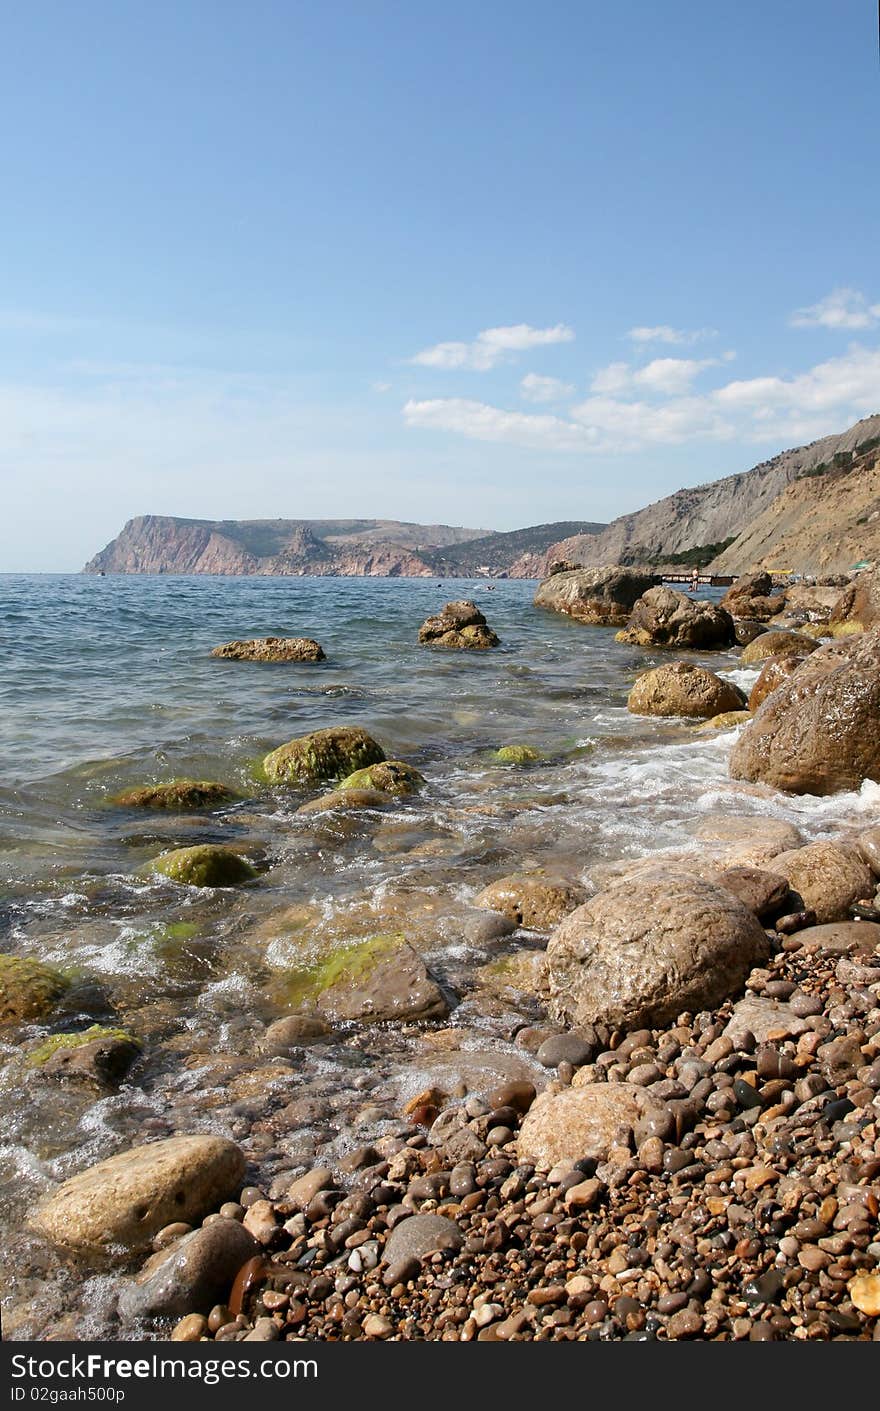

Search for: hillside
xmin=545 ymin=414 xmax=880 ymax=575
xmin=708 ymin=438 xmax=880 ymax=576
xmin=82 ymin=515 xmax=605 ymax=578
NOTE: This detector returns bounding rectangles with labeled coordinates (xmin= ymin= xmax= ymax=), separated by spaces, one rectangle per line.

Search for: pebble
xmin=536 ymin=1033 xmax=595 ymax=1068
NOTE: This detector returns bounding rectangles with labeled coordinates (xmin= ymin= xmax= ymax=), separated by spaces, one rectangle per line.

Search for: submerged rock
xmin=26 ymin=1025 xmax=141 ymax=1087
xmin=0 ymin=956 xmax=71 ymax=1025
xmin=146 ymin=845 xmax=258 ymax=887
xmin=296 ymin=787 xmax=391 ymax=815
xmin=211 ymin=636 xmax=326 ymax=662
xmin=740 ymin=629 xmax=818 ymax=665
xmin=493 ymin=745 xmax=541 ymax=765
xmin=280 ymin=934 xmax=449 ymax=1024
xmin=546 ymin=869 xmax=769 ymax=1031
xmin=615 ymin=587 xmax=735 ymax=649
xmin=339 ymin=761 xmax=425 ymax=795
xmin=263 ymin=725 xmax=386 ymax=785
xmin=768 ymin=841 xmax=874 ymax=924
xmin=474 ymin=873 xmax=588 ymax=930
xmin=29 ymin=1134 xmax=246 ymax=1251
xmin=118 ymin=1219 xmax=260 ymax=1320
xmin=112 ymin=780 xmax=235 ymax=810
xmin=627 ymin=662 xmax=747 ymax=718
xmin=418 ymin=601 xmax=499 ymax=649
xmin=730 ymin=626 xmax=880 ymax=794
xmin=534 ymin=566 xmax=655 ymax=626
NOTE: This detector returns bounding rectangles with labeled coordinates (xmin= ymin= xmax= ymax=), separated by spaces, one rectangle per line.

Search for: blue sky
xmin=1 ymin=0 xmax=878 ymax=570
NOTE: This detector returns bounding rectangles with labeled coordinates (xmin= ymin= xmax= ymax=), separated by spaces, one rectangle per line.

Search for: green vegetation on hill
xmin=621 ymin=538 xmax=737 ymax=569
xmin=424 ymin=521 xmax=606 ymax=574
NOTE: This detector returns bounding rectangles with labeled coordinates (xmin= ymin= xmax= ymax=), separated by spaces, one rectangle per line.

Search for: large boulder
xmin=768 ymin=841 xmax=874 ymax=924
xmin=118 ymin=1219 xmax=260 ymax=1320
xmin=517 ymin=1084 xmax=664 ymax=1169
xmin=740 ymin=629 xmax=818 ymax=665
xmin=627 ymin=662 xmax=746 ymax=718
xmin=474 ymin=873 xmax=588 ymax=930
xmin=211 ymin=637 xmax=326 ymax=662
xmin=778 ymin=583 xmax=844 ymax=623
xmin=113 ymin=780 xmax=235 ymax=810
xmin=829 ymin=567 xmax=880 ymax=634
xmin=263 ymin=726 xmax=386 ymax=785
xmin=534 ymin=566 xmax=655 ymax=626
xmin=29 ymin=1135 xmax=246 ymax=1252
xmin=546 ymin=869 xmax=769 ymax=1032
xmin=747 ymin=654 xmax=806 ymax=712
xmin=721 ymin=573 xmax=786 ymax=622
xmin=146 ymin=845 xmax=257 ymax=887
xmin=615 ymin=587 xmax=735 ymax=649
xmin=730 ymin=627 xmax=880 ymax=794
xmin=418 ymin=601 xmax=499 ymax=649
xmin=0 ymin=956 xmax=70 ymax=1025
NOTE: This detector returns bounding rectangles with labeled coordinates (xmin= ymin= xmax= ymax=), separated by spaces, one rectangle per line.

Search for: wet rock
xmin=294 ymin=935 xmax=449 ymax=1024
xmin=740 ymin=630 xmax=818 ymax=665
xmin=118 ymin=1218 xmax=260 ymax=1319
xmin=723 ymin=995 xmax=809 ymax=1044
xmin=795 ymin=921 xmax=880 ymax=955
xmin=848 ymin=1273 xmax=880 ymax=1316
xmin=536 ymin=1033 xmax=597 ymax=1069
xmin=474 ymin=873 xmax=588 ymax=930
xmin=615 ymin=587 xmax=735 ymax=650
xmin=748 ymin=655 xmax=806 ymax=712
xmin=0 ymin=956 xmax=71 ymax=1024
xmin=698 ymin=710 xmax=752 ymax=731
xmin=534 ymin=566 xmax=655 ymax=627
xmin=263 ymin=726 xmax=386 ymax=786
xmin=258 ymin=1014 xmax=330 ymax=1054
xmin=27 ymin=1025 xmax=140 ymax=1088
xmin=730 ymin=627 xmax=880 ymax=794
xmin=113 ymin=780 xmax=235 ymax=810
xmin=494 ymin=745 xmax=541 ymax=765
xmin=29 ymin=1135 xmax=246 ymax=1252
xmin=463 ymin=910 xmax=516 ymax=944
xmin=734 ymin=618 xmax=766 ymax=646
xmin=296 ymin=787 xmax=391 ymax=815
xmin=855 ymin=827 xmax=880 ymax=877
xmin=829 ymin=565 xmax=880 ymax=634
xmin=382 ymin=1213 xmax=464 ymax=1265
xmin=145 ymin=845 xmax=257 ymax=887
xmin=517 ymin=1083 xmax=663 ymax=1169
xmin=627 ymin=662 xmax=747 ymax=719
xmin=287 ymin=1168 xmax=334 ymax=1209
xmin=694 ymin=815 xmax=805 ymax=870
xmin=769 ymin=842 xmax=874 ymax=924
xmin=339 ymin=761 xmax=425 ymax=795
xmin=546 ymin=869 xmax=769 ymax=1031
xmin=418 ymin=601 xmax=499 ymax=649
xmin=714 ymin=866 xmax=790 ymax=920
xmin=211 ymin=637 xmax=325 ymax=662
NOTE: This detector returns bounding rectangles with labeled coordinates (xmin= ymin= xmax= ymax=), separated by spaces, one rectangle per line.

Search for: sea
xmin=1 ymin=572 xmax=877 ymax=1336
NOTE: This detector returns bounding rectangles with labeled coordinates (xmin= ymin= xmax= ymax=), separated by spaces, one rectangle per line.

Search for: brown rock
xmin=534 ymin=566 xmax=655 ymax=626
xmin=418 ymin=601 xmax=499 ymax=650
xmin=211 ymin=637 xmax=325 ymax=662
xmin=740 ymin=630 xmax=819 ymax=665
xmin=627 ymin=662 xmax=746 ymax=719
xmin=748 ymin=654 xmax=806 ymax=712
xmin=829 ymin=566 xmax=880 ymax=633
xmin=615 ymin=586 xmax=735 ymax=649
xmin=546 ymin=869 xmax=769 ymax=1032
xmin=695 ymin=814 xmax=805 ymax=869
xmin=474 ymin=873 xmax=588 ymax=930
xmin=517 ymin=1083 xmax=663 ymax=1169
xmin=769 ymin=841 xmax=874 ymax=923
xmin=715 ymin=866 xmax=790 ymax=920
xmin=117 ymin=1219 xmax=260 ymax=1319
xmin=730 ymin=628 xmax=880 ymax=794
xmin=795 ymin=921 xmax=880 ymax=955
xmin=855 ymin=826 xmax=880 ymax=877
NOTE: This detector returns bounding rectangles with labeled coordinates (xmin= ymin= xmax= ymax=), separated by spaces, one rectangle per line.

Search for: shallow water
xmin=1 ymin=573 xmax=876 ymax=1337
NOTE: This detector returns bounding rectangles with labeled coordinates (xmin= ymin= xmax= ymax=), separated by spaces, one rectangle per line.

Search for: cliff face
xmin=708 ymin=443 xmax=880 ymax=576
xmin=544 ymin=415 xmax=880 ymax=574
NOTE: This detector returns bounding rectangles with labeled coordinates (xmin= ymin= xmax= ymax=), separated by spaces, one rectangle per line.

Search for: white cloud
xmin=591 ymin=356 xmax=723 ymax=396
xmin=627 ymin=325 xmax=717 ymax=345
xmin=404 ymin=345 xmax=880 ymax=455
xmin=520 ymin=372 xmax=575 ymax=403
xmin=372 ymin=380 xmax=392 ymax=393
xmin=790 ymin=287 xmax=880 ymax=331
xmin=411 ymin=322 xmax=575 ymax=371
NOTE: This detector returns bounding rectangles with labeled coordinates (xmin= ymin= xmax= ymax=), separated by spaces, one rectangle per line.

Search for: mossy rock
xmin=145 ymin=845 xmax=258 ymax=888
xmin=339 ymin=761 xmax=425 ymax=796
xmin=494 ymin=745 xmax=541 ymax=766
xmin=697 ymin=710 xmax=753 ymax=731
xmin=27 ymin=1025 xmax=141 ymax=1087
xmin=112 ymin=780 xmax=236 ymax=810
xmin=0 ymin=956 xmax=71 ymax=1025
xmin=276 ymin=933 xmax=448 ymax=1024
xmin=263 ymin=726 xmax=386 ymax=785
xmin=297 ymin=787 xmax=391 ymax=815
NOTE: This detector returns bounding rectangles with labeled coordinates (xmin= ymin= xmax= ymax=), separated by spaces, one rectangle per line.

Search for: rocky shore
xmin=8 ymin=564 xmax=880 ymax=1342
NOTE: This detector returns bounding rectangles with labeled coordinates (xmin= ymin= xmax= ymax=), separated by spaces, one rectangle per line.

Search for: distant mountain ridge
xmin=83 ymin=514 xmax=607 ymax=578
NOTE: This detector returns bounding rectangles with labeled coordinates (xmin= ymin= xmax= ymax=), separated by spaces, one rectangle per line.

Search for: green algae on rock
xmin=263 ymin=725 xmax=386 ymax=785
xmin=339 ymin=760 xmax=425 ymax=795
xmin=493 ymin=745 xmax=541 ymax=765
xmin=112 ymin=779 xmax=236 ymax=810
xmin=26 ymin=1025 xmax=141 ymax=1087
xmin=297 ymin=787 xmax=391 ymax=815
xmin=276 ymin=933 xmax=448 ymax=1024
xmin=211 ymin=636 xmax=326 ymax=662
xmin=145 ymin=845 xmax=258 ymax=887
xmin=0 ymin=956 xmax=71 ymax=1025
